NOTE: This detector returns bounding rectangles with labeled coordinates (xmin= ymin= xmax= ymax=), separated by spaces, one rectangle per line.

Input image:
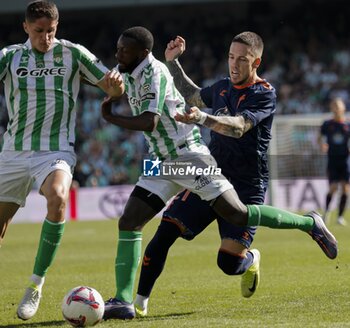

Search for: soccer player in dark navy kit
xmin=133 ymin=32 xmax=333 ymax=317
xmin=319 ymin=97 xmax=350 ymax=226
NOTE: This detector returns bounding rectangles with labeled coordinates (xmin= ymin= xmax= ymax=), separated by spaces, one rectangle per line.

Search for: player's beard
xmin=117 ymin=59 xmax=141 ymax=74
xmin=231 ymin=72 xmax=252 ymax=86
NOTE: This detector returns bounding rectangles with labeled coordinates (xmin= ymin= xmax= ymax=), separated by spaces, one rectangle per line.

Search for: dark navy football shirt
xmin=200 ymin=77 xmax=276 ymax=189
xmin=320 ymin=119 xmax=350 ymax=158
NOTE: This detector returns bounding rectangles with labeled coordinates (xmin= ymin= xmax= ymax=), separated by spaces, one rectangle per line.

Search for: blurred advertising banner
xmin=13 ymin=185 xmax=136 ymax=223
xmin=269 ymin=179 xmax=328 ymax=212
xmin=13 ymin=180 xmax=330 ymax=223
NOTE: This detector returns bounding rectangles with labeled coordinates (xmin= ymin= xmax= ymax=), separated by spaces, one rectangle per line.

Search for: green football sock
xmin=247 ymin=205 xmax=314 ymax=232
xmin=33 ymin=219 xmax=65 ymax=277
xmin=115 ymin=230 xmax=142 ymax=303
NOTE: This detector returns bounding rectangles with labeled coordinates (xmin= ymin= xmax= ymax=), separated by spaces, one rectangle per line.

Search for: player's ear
xmin=23 ymin=21 xmax=28 ymax=34
xmin=143 ymin=49 xmax=150 ymax=57
xmin=139 ymin=48 xmax=150 ymax=61
xmin=253 ymin=58 xmax=261 ymax=69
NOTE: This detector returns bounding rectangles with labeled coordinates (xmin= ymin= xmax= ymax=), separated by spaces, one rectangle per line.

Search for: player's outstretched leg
xmin=246 ymin=205 xmax=338 ymax=259
xmin=241 ymin=249 xmax=260 ymax=298
xmin=307 ymin=211 xmax=338 ymax=259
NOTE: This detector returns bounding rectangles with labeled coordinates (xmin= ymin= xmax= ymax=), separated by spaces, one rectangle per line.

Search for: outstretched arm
xmin=165 ymin=36 xmax=206 ymax=109
xmin=318 ymin=133 xmax=328 ymax=153
xmin=175 ymin=106 xmax=253 ymax=138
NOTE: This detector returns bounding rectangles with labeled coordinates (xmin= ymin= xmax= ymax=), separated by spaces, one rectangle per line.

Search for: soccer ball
xmin=62 ymin=286 xmax=105 ymax=327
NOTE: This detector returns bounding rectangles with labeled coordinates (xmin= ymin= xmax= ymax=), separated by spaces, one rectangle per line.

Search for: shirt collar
xmin=130 ymin=52 xmax=155 ymax=79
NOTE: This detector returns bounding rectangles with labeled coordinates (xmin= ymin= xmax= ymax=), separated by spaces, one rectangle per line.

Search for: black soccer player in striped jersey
xmin=133 ymin=32 xmax=337 ymax=317
xmin=319 ymin=97 xmax=350 ymax=226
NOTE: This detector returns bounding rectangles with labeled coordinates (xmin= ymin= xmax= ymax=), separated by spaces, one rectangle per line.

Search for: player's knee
xmin=217 ymin=251 xmax=246 ymax=275
xmin=46 ymin=190 xmax=68 ymax=214
xmin=144 ymin=220 xmax=181 ymax=255
xmin=212 ymin=191 xmax=248 ymax=226
xmin=118 ymin=214 xmax=142 ymax=231
xmin=153 ymin=219 xmax=182 ymax=245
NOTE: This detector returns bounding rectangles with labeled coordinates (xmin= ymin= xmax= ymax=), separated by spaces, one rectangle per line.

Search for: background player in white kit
xmin=0 ymin=0 xmax=124 ymax=320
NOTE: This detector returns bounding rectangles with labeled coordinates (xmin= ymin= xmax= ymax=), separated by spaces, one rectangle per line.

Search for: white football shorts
xmin=137 ymin=148 xmax=233 ymax=204
xmin=0 ymin=151 xmax=76 ymax=207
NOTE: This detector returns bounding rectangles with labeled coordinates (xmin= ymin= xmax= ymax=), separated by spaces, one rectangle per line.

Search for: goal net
xmin=269 ymin=114 xmax=330 ymax=180
xmin=267 ymin=114 xmax=333 ymax=210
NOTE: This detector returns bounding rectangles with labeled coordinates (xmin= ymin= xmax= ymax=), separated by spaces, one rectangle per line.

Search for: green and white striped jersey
xmin=121 ymin=53 xmax=202 ymax=160
xmin=0 ymin=38 xmax=108 ymax=151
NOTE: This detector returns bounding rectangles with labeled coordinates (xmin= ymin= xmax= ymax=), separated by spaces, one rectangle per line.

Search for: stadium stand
xmin=0 ymin=0 xmax=349 ymax=185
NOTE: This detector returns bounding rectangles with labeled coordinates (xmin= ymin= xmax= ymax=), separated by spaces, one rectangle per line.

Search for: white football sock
xmin=134 ymin=294 xmax=149 ymax=310
xmin=30 ymin=274 xmax=45 ymax=290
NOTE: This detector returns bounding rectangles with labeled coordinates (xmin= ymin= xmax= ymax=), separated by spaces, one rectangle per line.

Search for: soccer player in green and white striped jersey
xmin=0 ymin=1 xmax=124 ymax=321
xmin=102 ymin=26 xmax=233 ymax=320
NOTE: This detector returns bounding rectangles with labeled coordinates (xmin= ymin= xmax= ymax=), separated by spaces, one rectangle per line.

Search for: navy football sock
xmin=217 ymin=250 xmax=254 ymax=275
xmin=137 ymin=221 xmax=181 ymax=297
xmin=325 ymin=193 xmax=332 ymax=211
xmin=339 ymin=193 xmax=347 ymax=217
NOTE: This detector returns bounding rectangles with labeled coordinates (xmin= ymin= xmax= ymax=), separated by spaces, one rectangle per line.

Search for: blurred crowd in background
xmin=0 ymin=0 xmax=349 ymax=186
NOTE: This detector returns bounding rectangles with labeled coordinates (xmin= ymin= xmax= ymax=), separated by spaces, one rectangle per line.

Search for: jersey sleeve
xmin=0 ymin=46 xmax=16 ymax=81
xmin=72 ymin=42 xmax=108 ymax=85
xmin=240 ymin=88 xmax=276 ymax=127
xmin=138 ymin=65 xmax=166 ymax=115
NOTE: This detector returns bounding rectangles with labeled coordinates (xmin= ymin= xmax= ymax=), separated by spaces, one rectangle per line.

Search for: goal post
xmin=269 ymin=114 xmax=331 ymax=179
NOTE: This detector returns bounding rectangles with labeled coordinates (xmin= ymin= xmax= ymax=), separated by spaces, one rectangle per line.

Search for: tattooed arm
xmin=165 ymin=36 xmax=207 ymax=109
xmin=202 ymin=113 xmax=253 ymax=138
xmin=174 ymin=106 xmax=253 ymax=138
xmin=166 ymin=59 xmax=207 ymax=109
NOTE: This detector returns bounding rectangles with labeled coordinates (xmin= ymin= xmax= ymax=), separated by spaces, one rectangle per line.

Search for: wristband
xmin=197 ymin=112 xmax=208 ymax=125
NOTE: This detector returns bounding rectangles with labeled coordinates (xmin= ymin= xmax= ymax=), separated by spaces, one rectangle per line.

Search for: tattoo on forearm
xmin=167 ymin=60 xmax=206 ymax=108
xmin=203 ymin=115 xmax=253 ymax=138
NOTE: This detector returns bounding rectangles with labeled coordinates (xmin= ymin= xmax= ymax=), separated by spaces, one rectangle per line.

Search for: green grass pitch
xmin=0 ymin=214 xmax=349 ymax=328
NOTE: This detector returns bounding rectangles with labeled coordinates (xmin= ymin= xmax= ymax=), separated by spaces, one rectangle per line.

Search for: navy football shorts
xmin=162 ymin=183 xmax=265 ymax=249
xmin=328 ymin=158 xmax=350 ymax=183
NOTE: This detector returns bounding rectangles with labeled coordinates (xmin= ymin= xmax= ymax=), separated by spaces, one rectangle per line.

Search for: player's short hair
xmin=232 ymin=31 xmax=264 ymax=58
xmin=25 ymin=1 xmax=59 ymax=22
xmin=330 ymin=97 xmax=346 ymax=111
xmin=330 ymin=97 xmax=345 ymax=105
xmin=121 ymin=26 xmax=154 ymax=52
